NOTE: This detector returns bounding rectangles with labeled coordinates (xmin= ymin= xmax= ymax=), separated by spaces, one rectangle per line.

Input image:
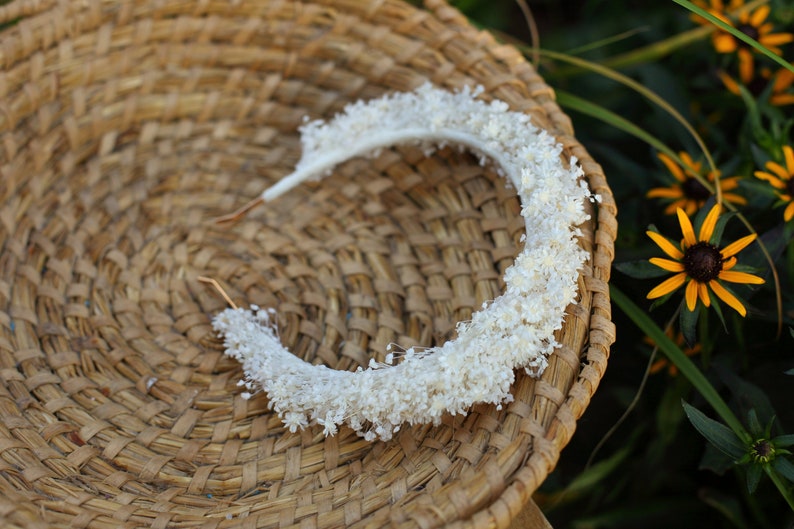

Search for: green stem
xmin=765 ymin=466 xmax=794 ymax=512
xmin=546 ymin=0 xmax=770 ymax=74
xmin=610 ymin=285 xmax=751 ymax=442
xmin=586 ymin=24 xmax=713 ymax=73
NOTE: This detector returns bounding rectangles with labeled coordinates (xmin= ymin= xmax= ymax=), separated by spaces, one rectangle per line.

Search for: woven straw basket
xmin=0 ymin=0 xmax=616 ymax=527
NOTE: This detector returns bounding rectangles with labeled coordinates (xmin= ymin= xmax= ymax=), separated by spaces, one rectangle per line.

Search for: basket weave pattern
xmin=0 ymin=1 xmax=616 ymax=527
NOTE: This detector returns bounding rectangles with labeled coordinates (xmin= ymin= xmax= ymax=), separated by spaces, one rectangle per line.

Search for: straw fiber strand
xmin=0 ymin=0 xmax=616 ymax=527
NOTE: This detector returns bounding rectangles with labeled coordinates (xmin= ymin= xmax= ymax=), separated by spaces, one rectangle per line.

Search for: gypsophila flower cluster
xmin=212 ymin=84 xmax=594 ymax=441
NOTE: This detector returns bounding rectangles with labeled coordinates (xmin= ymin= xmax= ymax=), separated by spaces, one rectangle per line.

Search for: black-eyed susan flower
xmin=647 ymin=204 xmax=765 ymax=316
xmin=644 ymin=330 xmax=702 ymax=376
xmin=693 ymin=2 xmax=794 ymax=83
xmin=754 ymin=145 xmax=794 ymax=221
xmin=719 ymin=66 xmax=794 ymax=106
xmin=647 ymin=152 xmax=746 ymax=215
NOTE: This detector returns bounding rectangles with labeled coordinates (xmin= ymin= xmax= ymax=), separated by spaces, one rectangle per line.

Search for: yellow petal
xmin=709 ymin=281 xmax=747 ymax=316
xmin=738 ymin=49 xmax=754 ymax=86
xmin=713 ymin=33 xmax=737 ymax=53
xmin=721 ymin=233 xmax=757 ymax=258
xmin=718 ymin=70 xmax=741 ymax=95
xmin=647 ymin=231 xmax=684 ymax=259
xmin=785 ymin=201 xmax=794 ymax=222
xmin=650 ymin=257 xmax=685 ymax=272
xmin=698 ymin=282 xmax=711 ymax=307
xmin=680 ymin=152 xmax=702 ymax=175
xmin=650 ymin=358 xmax=669 ymax=374
xmin=719 ymin=270 xmax=765 ymax=284
xmin=658 ymin=152 xmax=686 ymax=182
xmin=723 ymin=193 xmax=747 ymax=206
xmin=677 ymin=208 xmax=697 ymax=247
xmin=772 ymin=70 xmax=794 ymax=93
xmin=760 ymin=33 xmax=794 ymax=48
xmin=750 ymin=5 xmax=770 ymax=27
xmin=647 ymin=187 xmax=684 ymax=199
xmin=685 ymin=280 xmax=699 ymax=311
xmin=719 ymin=176 xmax=741 ymax=191
xmin=784 ymin=145 xmax=794 ymax=174
xmin=754 ymin=170 xmax=787 ymax=189
xmin=764 ymin=161 xmax=791 ymax=181
xmin=699 ymin=204 xmax=721 ymax=242
xmin=771 ymin=93 xmax=794 ymax=106
xmin=648 ymin=273 xmax=687 ymax=299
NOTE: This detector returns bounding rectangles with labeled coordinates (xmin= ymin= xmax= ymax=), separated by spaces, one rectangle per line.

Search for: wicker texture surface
xmin=0 ymin=0 xmax=616 ymax=527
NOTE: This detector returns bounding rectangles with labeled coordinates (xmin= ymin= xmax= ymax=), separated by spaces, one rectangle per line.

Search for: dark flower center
xmin=683 ymin=242 xmax=723 ymax=283
xmin=682 ymin=177 xmax=711 ymax=201
xmin=786 ymin=177 xmax=794 ymax=197
xmin=751 ymin=439 xmax=774 ymax=464
xmin=736 ymin=23 xmax=760 ymax=42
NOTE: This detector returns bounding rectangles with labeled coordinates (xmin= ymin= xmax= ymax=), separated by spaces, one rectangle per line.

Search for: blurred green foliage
xmin=453 ymin=0 xmax=794 ymax=527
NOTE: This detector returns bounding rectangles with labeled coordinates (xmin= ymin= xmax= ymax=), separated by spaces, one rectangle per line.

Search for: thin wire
xmin=214 ymin=196 xmax=264 ymax=224
xmin=197 ymin=276 xmax=238 ymax=309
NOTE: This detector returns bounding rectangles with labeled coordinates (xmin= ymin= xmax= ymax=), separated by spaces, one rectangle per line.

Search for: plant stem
xmin=595 ymin=0 xmax=770 ymax=71
xmin=596 ymin=24 xmax=713 ymax=72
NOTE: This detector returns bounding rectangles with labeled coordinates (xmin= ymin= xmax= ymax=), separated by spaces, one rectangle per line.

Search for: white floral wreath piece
xmin=212 ymin=84 xmax=594 ymax=441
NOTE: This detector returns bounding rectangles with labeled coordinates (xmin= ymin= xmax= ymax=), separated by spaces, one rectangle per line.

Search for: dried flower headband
xmin=212 ymin=84 xmax=594 ymax=441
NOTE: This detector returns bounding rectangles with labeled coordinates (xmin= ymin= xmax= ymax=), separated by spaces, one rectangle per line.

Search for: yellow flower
xmin=644 ymin=330 xmax=702 ymax=377
xmin=647 ymin=204 xmax=765 ymax=316
xmin=647 ymin=152 xmax=746 ymax=215
xmin=693 ymin=2 xmax=794 ymax=83
xmin=719 ymin=66 xmax=794 ymax=106
xmin=754 ymin=145 xmax=794 ymax=221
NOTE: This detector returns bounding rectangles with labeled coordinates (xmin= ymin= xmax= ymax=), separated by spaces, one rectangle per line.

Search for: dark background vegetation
xmin=453 ymin=1 xmax=794 ymax=527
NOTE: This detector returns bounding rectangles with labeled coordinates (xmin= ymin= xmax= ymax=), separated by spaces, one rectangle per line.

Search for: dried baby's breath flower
xmin=212 ymin=84 xmax=592 ymax=441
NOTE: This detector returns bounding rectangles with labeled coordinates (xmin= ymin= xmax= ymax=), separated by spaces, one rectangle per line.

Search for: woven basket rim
xmin=0 ymin=1 xmax=617 ymax=528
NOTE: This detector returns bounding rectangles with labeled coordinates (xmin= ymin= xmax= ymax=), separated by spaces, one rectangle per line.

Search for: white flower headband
xmin=211 ymin=84 xmax=594 ymax=441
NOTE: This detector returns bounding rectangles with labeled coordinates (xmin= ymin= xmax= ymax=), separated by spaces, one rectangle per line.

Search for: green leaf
xmin=773 ymin=434 xmax=794 ymax=448
xmin=708 ymin=209 xmax=736 ymax=246
xmin=614 ymin=260 xmax=671 ymax=279
xmin=785 ymin=368 xmax=794 ymax=376
xmin=707 ymin=291 xmax=728 ymax=333
xmin=716 ymin=369 xmax=778 ymax=430
xmin=692 ymin=199 xmax=715 ymax=239
xmin=773 ymin=457 xmax=794 ymax=483
xmin=747 ymin=409 xmax=762 ymax=436
xmin=679 ymin=304 xmax=699 ymax=348
xmin=559 ymin=445 xmax=633 ymax=496
xmin=656 ymin=380 xmax=688 ymax=446
xmin=746 ymin=463 xmax=763 ymax=494
xmin=700 ymin=443 xmax=736 ymax=476
xmin=682 ymin=401 xmax=747 ymax=460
